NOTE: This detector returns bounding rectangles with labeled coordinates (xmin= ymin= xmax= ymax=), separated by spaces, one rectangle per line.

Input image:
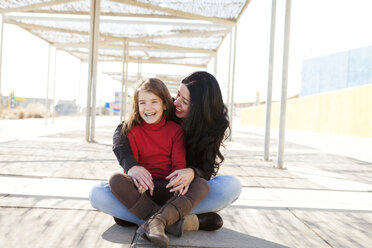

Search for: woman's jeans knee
xmin=89 ymin=182 xmax=145 ymax=225
xmin=89 ymin=175 xmax=241 ymax=223
xmin=191 ymin=175 xmax=242 ymax=214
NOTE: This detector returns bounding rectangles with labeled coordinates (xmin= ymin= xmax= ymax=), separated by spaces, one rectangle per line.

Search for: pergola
xmin=0 ymin=0 xmax=293 ymax=168
xmin=103 ymin=72 xmax=183 ymax=95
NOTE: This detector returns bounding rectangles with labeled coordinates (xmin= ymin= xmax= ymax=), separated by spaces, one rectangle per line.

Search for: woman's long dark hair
xmin=181 ymin=71 xmax=230 ymax=178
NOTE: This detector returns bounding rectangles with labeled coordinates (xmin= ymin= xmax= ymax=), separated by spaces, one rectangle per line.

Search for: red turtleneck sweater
xmin=127 ymin=116 xmax=186 ymax=179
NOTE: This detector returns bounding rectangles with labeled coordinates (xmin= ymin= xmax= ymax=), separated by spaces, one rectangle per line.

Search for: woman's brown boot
xmin=197 ymin=212 xmax=223 ymax=231
xmin=113 ymin=217 xmax=138 ymax=227
xmin=165 ymin=212 xmax=223 ymax=236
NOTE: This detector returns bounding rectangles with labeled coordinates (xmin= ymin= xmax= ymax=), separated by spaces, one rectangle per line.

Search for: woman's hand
xmin=128 ymin=166 xmax=154 ymax=196
xmin=166 ymin=168 xmax=195 ymax=195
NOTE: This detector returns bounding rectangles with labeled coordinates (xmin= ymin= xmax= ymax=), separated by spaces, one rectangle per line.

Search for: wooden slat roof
xmin=1 ymin=0 xmax=251 ymax=67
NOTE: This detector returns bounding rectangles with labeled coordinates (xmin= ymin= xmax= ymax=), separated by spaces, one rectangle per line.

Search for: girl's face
xmin=174 ymin=84 xmax=191 ymax=119
xmin=138 ymin=90 xmax=166 ymax=124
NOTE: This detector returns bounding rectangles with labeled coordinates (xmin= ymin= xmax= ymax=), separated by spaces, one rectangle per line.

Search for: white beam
xmin=227 ymin=29 xmax=232 ymax=140
xmin=51 ymin=47 xmax=57 ymax=125
xmin=45 ymin=45 xmax=52 ymax=125
xmin=264 ymin=0 xmax=277 ymax=161
xmin=6 ymin=13 xmax=226 ymax=29
xmin=130 ymin=29 xmax=228 ymax=42
xmin=119 ymin=41 xmax=126 ymax=122
xmin=236 ymin=0 xmax=253 ymax=22
xmin=5 ymin=19 xmax=88 ymax=36
xmin=53 ymin=41 xmax=216 ymax=55
xmin=0 ymin=0 xmax=80 ymax=14
xmin=229 ymin=26 xmax=237 ymax=141
xmin=0 ymin=15 xmax=3 ymax=98
xmin=110 ymin=0 xmax=236 ymax=26
xmin=134 ymin=41 xmax=217 ymax=55
xmin=214 ymin=54 xmax=217 ymax=77
xmin=77 ymin=61 xmax=82 ymax=120
xmin=86 ymin=0 xmax=101 ymax=142
xmin=277 ymin=0 xmax=292 ymax=169
xmin=137 ymin=59 xmax=142 ymax=81
xmin=123 ymin=40 xmax=129 ymax=119
xmin=5 ymin=18 xmax=227 ymax=41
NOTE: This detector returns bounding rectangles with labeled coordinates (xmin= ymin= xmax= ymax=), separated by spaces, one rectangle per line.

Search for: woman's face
xmin=174 ymin=84 xmax=191 ymax=119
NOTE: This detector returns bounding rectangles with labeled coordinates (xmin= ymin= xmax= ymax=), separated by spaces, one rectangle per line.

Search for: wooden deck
xmin=1 ymin=117 xmax=371 ymax=248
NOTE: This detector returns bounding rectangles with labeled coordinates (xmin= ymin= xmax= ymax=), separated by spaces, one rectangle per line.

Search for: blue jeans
xmin=89 ymin=175 xmax=242 ymax=225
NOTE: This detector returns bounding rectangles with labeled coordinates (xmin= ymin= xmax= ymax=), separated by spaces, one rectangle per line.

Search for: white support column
xmin=229 ymin=26 xmax=238 ymax=141
xmin=226 ymin=29 xmax=232 ymax=127
xmin=120 ymin=41 xmax=125 ymax=122
xmin=86 ymin=0 xmax=100 ymax=142
xmin=120 ymin=40 xmax=128 ymax=122
xmin=45 ymin=45 xmax=51 ymax=125
xmin=264 ymin=0 xmax=277 ymax=161
xmin=52 ymin=47 xmax=57 ymax=124
xmin=77 ymin=61 xmax=82 ymax=121
xmin=213 ymin=54 xmax=217 ymax=77
xmin=277 ymin=0 xmax=292 ymax=169
xmin=0 ymin=14 xmax=4 ymax=98
xmin=137 ymin=58 xmax=142 ymax=81
xmin=123 ymin=40 xmax=129 ymax=119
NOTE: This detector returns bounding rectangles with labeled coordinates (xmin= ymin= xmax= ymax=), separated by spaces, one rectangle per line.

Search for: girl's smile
xmin=138 ymin=90 xmax=166 ymax=124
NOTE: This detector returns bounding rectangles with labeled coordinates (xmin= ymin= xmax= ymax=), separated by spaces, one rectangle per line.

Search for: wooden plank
xmin=0 ymin=0 xmax=81 ymax=14
xmin=5 ymin=20 xmax=223 ymax=53
xmin=68 ymin=51 xmax=207 ymax=67
xmin=5 ymin=19 xmax=88 ymax=36
xmin=236 ymin=0 xmax=253 ymax=22
xmin=53 ymin=41 xmax=217 ymax=55
xmin=26 ymin=9 xmax=181 ymax=19
xmin=110 ymin=0 xmax=236 ymax=26
xmin=131 ymin=58 xmax=207 ymax=68
xmin=105 ymin=54 xmax=207 ymax=68
xmin=129 ymin=40 xmax=217 ymax=55
xmin=130 ymin=29 xmax=228 ymax=42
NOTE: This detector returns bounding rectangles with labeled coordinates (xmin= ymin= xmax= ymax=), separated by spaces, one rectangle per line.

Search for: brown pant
xmin=109 ymin=173 xmax=209 ymax=220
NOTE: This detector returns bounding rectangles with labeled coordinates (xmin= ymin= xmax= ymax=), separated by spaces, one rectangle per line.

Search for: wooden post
xmin=86 ymin=0 xmax=100 ymax=142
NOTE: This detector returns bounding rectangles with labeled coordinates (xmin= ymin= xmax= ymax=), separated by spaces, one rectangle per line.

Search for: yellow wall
xmin=240 ymin=84 xmax=372 ymax=138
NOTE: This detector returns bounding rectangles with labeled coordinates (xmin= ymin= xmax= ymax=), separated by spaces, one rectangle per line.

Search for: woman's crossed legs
xmin=89 ymin=175 xmax=242 ymax=225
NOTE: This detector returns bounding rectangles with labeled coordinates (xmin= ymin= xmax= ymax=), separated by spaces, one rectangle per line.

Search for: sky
xmin=1 ymin=0 xmax=372 ymax=107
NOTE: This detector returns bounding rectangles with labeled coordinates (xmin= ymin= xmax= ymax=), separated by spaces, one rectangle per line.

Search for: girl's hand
xmin=165 ymin=168 xmax=195 ymax=195
xmin=128 ymin=166 xmax=154 ymax=196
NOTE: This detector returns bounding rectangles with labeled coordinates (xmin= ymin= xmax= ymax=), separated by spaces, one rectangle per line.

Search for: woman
xmin=89 ymin=71 xmax=242 ymax=233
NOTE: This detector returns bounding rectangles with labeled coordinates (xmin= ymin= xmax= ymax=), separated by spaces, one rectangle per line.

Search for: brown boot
xmin=137 ymin=198 xmax=183 ymax=248
xmin=165 ymin=212 xmax=223 ymax=236
xmin=165 ymin=177 xmax=212 ymax=237
xmin=109 ymin=173 xmax=160 ymax=220
xmin=165 ymin=217 xmax=185 ymax=237
xmin=136 ymin=178 xmax=210 ymax=247
xmin=113 ymin=217 xmax=138 ymax=227
xmin=146 ymin=195 xmax=192 ymax=247
xmin=197 ymin=212 xmax=223 ymax=231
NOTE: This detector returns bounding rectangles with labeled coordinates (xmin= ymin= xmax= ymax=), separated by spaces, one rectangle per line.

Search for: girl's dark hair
xmin=122 ymin=78 xmax=174 ymax=134
xmin=181 ymin=71 xmax=230 ymax=178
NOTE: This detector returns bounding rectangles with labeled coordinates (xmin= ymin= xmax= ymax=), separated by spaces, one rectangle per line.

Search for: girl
xmin=108 ymin=78 xmax=210 ymax=248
